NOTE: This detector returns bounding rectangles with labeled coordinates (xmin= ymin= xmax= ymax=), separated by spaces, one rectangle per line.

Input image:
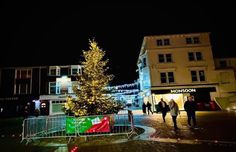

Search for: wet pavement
xmin=2 ymin=110 xmax=236 ymax=151
xmin=135 ymin=110 xmax=236 ymax=142
xmin=67 ymin=110 xmax=236 ymax=152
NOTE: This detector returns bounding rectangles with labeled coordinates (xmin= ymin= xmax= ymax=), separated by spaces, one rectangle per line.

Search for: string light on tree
xmin=63 ymin=39 xmax=123 ymax=116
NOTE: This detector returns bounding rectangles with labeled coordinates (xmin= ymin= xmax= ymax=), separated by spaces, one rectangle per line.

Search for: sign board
xmin=66 ymin=115 xmax=111 ymax=134
xmin=170 ymin=88 xmax=196 ymax=94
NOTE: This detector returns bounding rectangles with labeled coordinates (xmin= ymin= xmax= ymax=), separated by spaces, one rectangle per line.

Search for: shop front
xmin=151 ymin=87 xmax=217 ymax=111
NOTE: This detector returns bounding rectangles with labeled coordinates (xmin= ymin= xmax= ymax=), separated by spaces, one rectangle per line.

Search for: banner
xmin=66 ymin=115 xmax=111 ymax=134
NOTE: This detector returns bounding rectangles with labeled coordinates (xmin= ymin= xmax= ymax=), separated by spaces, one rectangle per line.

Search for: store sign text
xmin=171 ymin=88 xmax=196 ymax=93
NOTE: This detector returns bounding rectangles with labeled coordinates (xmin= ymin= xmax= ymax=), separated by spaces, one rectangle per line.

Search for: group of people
xmin=142 ymin=96 xmax=197 ymax=130
xmin=142 ymin=101 xmax=153 ymax=115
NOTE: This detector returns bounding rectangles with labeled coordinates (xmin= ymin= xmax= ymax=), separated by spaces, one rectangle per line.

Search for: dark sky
xmin=1 ymin=1 xmax=236 ymax=85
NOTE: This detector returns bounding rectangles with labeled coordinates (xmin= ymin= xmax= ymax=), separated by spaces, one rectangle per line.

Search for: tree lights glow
xmin=64 ymin=40 xmax=123 ymax=116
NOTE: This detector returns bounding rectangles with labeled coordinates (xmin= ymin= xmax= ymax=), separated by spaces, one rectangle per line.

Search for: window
xmin=199 ymin=70 xmax=205 ymax=81
xmin=196 ymin=52 xmax=202 ymax=60
xmin=158 ymin=54 xmax=165 ymax=63
xmin=158 ymin=54 xmax=172 ymax=63
xmin=186 ymin=37 xmax=200 ymax=44
xmin=71 ymin=65 xmax=82 ymax=75
xmin=191 ymin=71 xmax=198 ymax=82
xmin=188 ymin=52 xmax=203 ymax=61
xmin=71 ymin=68 xmax=78 ymax=75
xmin=15 ymin=69 xmax=32 ymax=79
xmin=164 ymin=39 xmax=170 ymax=45
xmin=49 ymin=66 xmax=60 ymax=76
xmin=191 ymin=70 xmax=205 ymax=82
xmin=68 ymin=82 xmax=73 ymax=94
xmin=49 ymin=82 xmax=60 ymax=94
xmin=61 ymin=68 xmax=69 ymax=76
xmin=27 ymin=70 xmax=32 ymax=78
xmin=15 ymin=84 xmax=20 ymax=94
xmin=186 ymin=38 xmax=192 ymax=44
xmin=14 ymin=83 xmax=29 ymax=94
xmin=160 ymin=72 xmax=175 ymax=83
xmin=166 ymin=54 xmax=172 ymax=62
xmin=156 ymin=39 xmax=170 ymax=46
xmin=20 ymin=84 xmax=27 ymax=94
xmin=51 ymin=100 xmax=66 ymax=114
xmin=168 ymin=72 xmax=175 ymax=83
xmin=188 ymin=52 xmax=195 ymax=61
xmin=21 ymin=70 xmax=27 ymax=79
xmin=143 ymin=58 xmax=146 ymax=67
xmin=219 ymin=60 xmax=227 ymax=68
xmin=160 ymin=73 xmax=167 ymax=83
xmin=193 ymin=37 xmax=200 ymax=44
xmin=156 ymin=39 xmax=162 ymax=46
xmin=16 ymin=70 xmax=20 ymax=79
xmin=50 ymin=69 xmax=56 ymax=75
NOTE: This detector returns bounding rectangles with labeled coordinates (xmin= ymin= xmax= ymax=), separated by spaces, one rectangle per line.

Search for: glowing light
xmin=70 ymin=146 xmax=78 ymax=152
xmin=106 ymin=82 xmax=139 ymax=90
xmin=62 ymin=76 xmax=68 ymax=79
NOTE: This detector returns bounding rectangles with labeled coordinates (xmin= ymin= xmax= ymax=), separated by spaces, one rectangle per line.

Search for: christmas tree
xmin=64 ymin=40 xmax=123 ymax=116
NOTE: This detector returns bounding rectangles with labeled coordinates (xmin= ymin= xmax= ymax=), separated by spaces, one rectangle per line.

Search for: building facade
xmin=0 ymin=64 xmax=138 ymax=117
xmin=137 ymin=32 xmax=236 ymax=111
xmin=0 ymin=65 xmax=82 ymax=117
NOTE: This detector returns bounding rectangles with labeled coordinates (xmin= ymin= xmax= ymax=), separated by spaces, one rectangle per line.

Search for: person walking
xmin=142 ymin=102 xmax=146 ymax=114
xmin=169 ymin=99 xmax=180 ymax=130
xmin=158 ymin=98 xmax=168 ymax=122
xmin=146 ymin=101 xmax=153 ymax=115
xmin=184 ymin=96 xmax=197 ymax=128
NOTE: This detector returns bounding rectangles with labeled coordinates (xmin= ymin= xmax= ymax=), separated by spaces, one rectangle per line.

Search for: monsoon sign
xmin=66 ymin=115 xmax=111 ymax=134
xmin=170 ymin=88 xmax=196 ymax=94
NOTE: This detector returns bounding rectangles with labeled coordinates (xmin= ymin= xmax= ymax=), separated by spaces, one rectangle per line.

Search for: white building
xmin=137 ymin=32 xmax=236 ymax=111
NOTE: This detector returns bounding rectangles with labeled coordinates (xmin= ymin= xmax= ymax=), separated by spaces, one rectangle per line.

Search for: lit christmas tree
xmin=64 ymin=40 xmax=123 ymax=116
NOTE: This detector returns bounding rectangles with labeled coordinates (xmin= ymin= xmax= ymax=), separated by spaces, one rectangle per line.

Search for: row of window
xmin=49 ymin=67 xmax=82 ymax=76
xmin=15 ymin=70 xmax=206 ymax=94
xmin=15 ymin=66 xmax=82 ymax=79
xmin=14 ymin=81 xmax=75 ymax=95
xmin=15 ymin=69 xmax=32 ymax=79
xmin=159 ymin=52 xmax=203 ymax=63
xmin=141 ymin=52 xmax=203 ymax=68
xmin=14 ymin=83 xmax=30 ymax=94
xmin=156 ymin=37 xmax=200 ymax=46
xmin=160 ymin=70 xmax=205 ymax=84
xmin=49 ymin=82 xmax=73 ymax=94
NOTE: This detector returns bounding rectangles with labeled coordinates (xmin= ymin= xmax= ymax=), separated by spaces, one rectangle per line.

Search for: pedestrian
xmin=158 ymin=98 xmax=168 ymax=122
xmin=184 ymin=96 xmax=197 ymax=128
xmin=142 ymin=102 xmax=146 ymax=114
xmin=169 ymin=99 xmax=180 ymax=130
xmin=146 ymin=101 xmax=153 ymax=115
xmin=23 ymin=105 xmax=29 ymax=119
xmin=34 ymin=108 xmax=40 ymax=117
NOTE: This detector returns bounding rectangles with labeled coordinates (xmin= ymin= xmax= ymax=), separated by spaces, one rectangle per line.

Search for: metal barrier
xmin=21 ymin=110 xmax=136 ymax=143
xmin=22 ymin=115 xmax=77 ymax=143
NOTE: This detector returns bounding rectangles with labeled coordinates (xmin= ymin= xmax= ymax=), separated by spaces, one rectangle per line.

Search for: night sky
xmin=1 ymin=2 xmax=236 ymax=85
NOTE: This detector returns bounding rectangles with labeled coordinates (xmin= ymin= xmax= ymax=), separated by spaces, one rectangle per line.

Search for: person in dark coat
xmin=146 ymin=101 xmax=153 ymax=115
xmin=184 ymin=96 xmax=197 ymax=127
xmin=142 ymin=102 xmax=146 ymax=114
xmin=23 ymin=105 xmax=29 ymax=119
xmin=158 ymin=98 xmax=168 ymax=122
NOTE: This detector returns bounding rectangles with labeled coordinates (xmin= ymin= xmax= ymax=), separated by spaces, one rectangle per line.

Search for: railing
xmin=21 ymin=110 xmax=136 ymax=143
